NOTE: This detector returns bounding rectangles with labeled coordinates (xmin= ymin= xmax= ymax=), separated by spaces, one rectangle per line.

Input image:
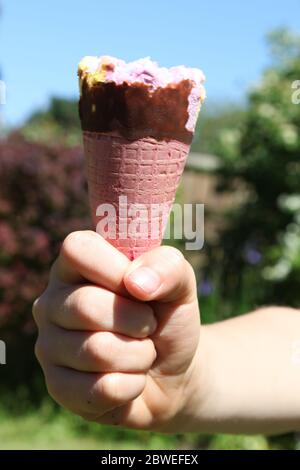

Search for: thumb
xmin=123 ymin=246 xmax=200 ymax=376
xmin=123 ymin=246 xmax=197 ymax=305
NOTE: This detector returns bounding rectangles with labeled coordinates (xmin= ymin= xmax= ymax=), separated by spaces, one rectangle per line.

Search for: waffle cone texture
xmin=83 ymin=132 xmax=189 ymax=259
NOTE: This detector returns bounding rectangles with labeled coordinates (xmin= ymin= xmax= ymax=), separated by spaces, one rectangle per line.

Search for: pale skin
xmin=33 ymin=230 xmax=300 ymax=434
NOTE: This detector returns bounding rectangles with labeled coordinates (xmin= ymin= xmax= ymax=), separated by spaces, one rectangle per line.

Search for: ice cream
xmin=78 ymin=56 xmax=205 ymax=259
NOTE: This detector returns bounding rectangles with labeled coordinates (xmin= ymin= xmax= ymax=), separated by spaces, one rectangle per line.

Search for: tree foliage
xmin=204 ymin=29 xmax=300 ymax=306
xmin=22 ymin=97 xmax=81 ymax=146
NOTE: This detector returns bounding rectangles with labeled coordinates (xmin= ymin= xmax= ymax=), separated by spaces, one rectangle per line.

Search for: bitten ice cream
xmin=78 ymin=56 xmax=205 ymax=259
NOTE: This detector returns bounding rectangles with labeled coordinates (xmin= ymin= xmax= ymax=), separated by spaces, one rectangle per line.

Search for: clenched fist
xmin=33 ymin=231 xmax=201 ymax=432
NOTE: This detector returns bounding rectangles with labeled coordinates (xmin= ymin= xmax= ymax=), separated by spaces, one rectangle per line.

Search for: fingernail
xmin=128 ymin=266 xmax=161 ymax=294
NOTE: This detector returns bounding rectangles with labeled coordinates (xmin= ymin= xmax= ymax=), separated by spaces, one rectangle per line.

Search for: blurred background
xmin=0 ymin=0 xmax=300 ymax=450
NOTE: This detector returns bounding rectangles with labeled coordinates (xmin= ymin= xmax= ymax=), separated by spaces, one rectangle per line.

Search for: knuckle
xmin=32 ymin=292 xmax=48 ymax=323
xmin=98 ymin=374 xmax=122 ymax=405
xmin=71 ymin=287 xmax=94 ymax=322
xmin=60 ymin=231 xmax=82 ymax=260
xmin=34 ymin=335 xmax=48 ymax=364
xmin=155 ymin=245 xmax=186 ymax=273
xmin=97 ymin=333 xmax=115 ymax=367
xmin=83 ymin=333 xmax=113 ymax=368
xmin=159 ymin=245 xmax=184 ymax=263
xmin=60 ymin=230 xmax=93 ymax=260
xmin=82 ymin=334 xmax=100 ymax=363
xmin=135 ymin=341 xmax=156 ymax=372
xmin=145 ymin=339 xmax=157 ymax=364
xmin=135 ymin=304 xmax=157 ymax=337
xmin=34 ymin=338 xmax=43 ymax=363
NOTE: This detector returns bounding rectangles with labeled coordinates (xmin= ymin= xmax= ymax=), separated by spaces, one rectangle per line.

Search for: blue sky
xmin=1 ymin=0 xmax=300 ymax=126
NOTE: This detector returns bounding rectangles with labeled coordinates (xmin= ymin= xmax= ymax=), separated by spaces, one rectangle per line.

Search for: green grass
xmin=0 ymin=404 xmax=178 ymax=450
xmin=0 ymin=411 xmax=94 ymax=450
xmin=0 ymin=402 xmax=292 ymax=450
xmin=0 ymin=414 xmax=104 ymax=450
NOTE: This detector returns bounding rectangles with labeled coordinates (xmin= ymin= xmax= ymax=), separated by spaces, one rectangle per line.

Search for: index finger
xmin=52 ymin=231 xmax=130 ymax=295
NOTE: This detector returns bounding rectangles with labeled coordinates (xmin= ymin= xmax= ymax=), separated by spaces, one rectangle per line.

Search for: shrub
xmin=0 ymin=133 xmax=90 ymax=391
xmin=204 ymin=29 xmax=300 ymax=308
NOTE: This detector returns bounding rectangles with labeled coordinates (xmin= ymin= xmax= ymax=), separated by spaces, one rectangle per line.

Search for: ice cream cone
xmin=78 ymin=56 xmax=205 ymax=259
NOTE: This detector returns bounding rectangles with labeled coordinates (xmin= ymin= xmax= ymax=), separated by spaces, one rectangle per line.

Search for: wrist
xmin=160 ymin=326 xmax=213 ymax=433
xmin=180 ymin=326 xmax=214 ymax=432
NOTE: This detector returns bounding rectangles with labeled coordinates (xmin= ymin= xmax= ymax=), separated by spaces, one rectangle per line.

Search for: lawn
xmin=0 ymin=403 xmax=178 ymax=450
xmin=0 ymin=402 xmax=280 ymax=450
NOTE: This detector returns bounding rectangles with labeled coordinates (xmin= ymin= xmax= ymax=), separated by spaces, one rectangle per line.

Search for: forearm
xmin=183 ymin=306 xmax=300 ymax=434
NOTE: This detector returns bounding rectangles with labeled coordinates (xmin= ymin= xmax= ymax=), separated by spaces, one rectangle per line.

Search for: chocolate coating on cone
xmin=79 ymin=79 xmax=194 ymax=144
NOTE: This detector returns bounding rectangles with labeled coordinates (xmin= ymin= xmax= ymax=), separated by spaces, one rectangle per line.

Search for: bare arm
xmin=185 ymin=307 xmax=300 ymax=434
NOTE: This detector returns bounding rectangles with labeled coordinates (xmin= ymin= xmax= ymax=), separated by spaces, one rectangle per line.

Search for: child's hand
xmin=33 ymin=231 xmax=201 ymax=431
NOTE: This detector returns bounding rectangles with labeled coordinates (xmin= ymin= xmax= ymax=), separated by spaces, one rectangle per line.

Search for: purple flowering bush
xmin=0 ymin=133 xmax=90 ymax=389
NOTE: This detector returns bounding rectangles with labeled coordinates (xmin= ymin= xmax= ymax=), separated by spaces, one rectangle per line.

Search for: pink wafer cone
xmin=78 ymin=56 xmax=205 ymax=258
xmin=83 ymin=131 xmax=189 ymax=260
